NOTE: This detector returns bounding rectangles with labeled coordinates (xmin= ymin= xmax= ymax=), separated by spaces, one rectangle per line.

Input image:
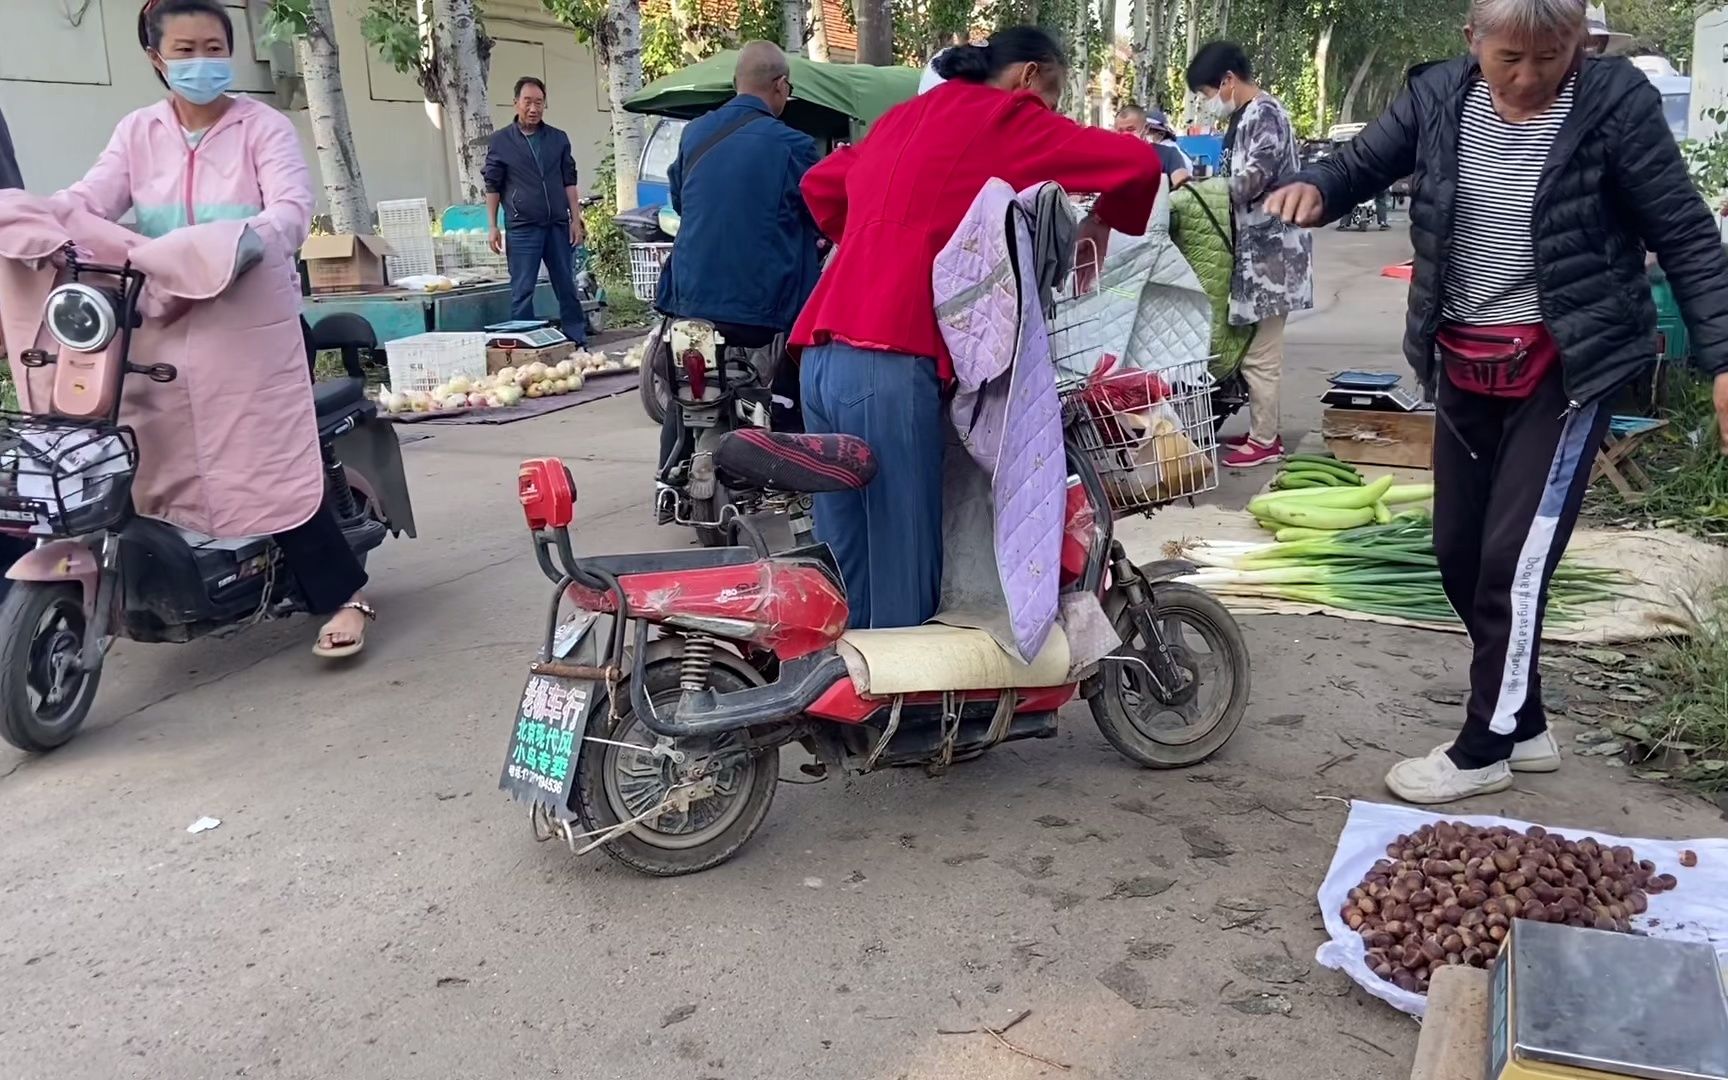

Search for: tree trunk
xmin=1313 ymin=21 xmax=1334 ymax=136
xmin=1183 ymin=0 xmax=1200 ymax=126
xmin=807 ymin=0 xmax=830 ymax=60
xmin=782 ymin=0 xmax=807 ymax=54
xmin=431 ymin=0 xmax=492 ymax=203
xmin=1338 ymin=43 xmax=1377 ymax=123
xmin=1097 ymin=0 xmax=1117 ymax=121
xmin=854 ymin=0 xmax=894 ymax=65
xmin=1068 ymin=0 xmax=1091 ymax=120
xmin=1131 ymin=0 xmax=1150 ymax=105
xmin=600 ymin=0 xmax=646 ymax=211
xmin=296 ymin=0 xmax=371 ymax=232
xmin=1216 ymin=0 xmax=1228 ymax=38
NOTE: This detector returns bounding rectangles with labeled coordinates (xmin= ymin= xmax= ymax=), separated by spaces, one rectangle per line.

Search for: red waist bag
xmin=1436 ymin=323 xmax=1558 ymax=398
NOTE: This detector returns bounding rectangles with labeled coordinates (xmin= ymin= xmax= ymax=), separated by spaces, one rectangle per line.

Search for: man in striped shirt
xmin=1270 ymin=0 xmax=1728 ymax=804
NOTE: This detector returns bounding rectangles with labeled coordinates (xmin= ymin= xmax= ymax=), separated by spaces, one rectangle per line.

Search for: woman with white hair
xmin=1269 ymin=0 xmax=1728 ymax=804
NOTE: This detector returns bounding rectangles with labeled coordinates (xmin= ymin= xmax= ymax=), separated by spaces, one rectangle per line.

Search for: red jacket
xmin=792 ymin=80 xmax=1162 ymax=378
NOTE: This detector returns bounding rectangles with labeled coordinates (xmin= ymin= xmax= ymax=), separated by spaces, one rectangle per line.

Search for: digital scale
xmin=484 ymin=320 xmax=568 ymax=350
xmin=1321 ymin=369 xmax=1427 ymax=413
xmin=1488 ymin=919 xmax=1728 ymax=1080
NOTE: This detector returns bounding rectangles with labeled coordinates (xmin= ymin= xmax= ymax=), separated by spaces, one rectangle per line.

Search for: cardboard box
xmin=486 ymin=341 xmax=576 ymax=375
xmin=1321 ymin=407 xmax=1436 ymax=470
xmin=301 ymin=233 xmax=395 ymax=293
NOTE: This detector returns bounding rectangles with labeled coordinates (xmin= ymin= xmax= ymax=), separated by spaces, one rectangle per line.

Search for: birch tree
xmin=782 ymin=0 xmax=808 ymax=53
xmin=265 ymin=0 xmax=372 ymax=232
xmin=360 ymin=0 xmax=494 ymax=203
xmin=544 ymin=0 xmax=646 ymax=211
xmin=1130 ymin=0 xmax=1150 ymax=103
xmin=808 ymin=0 xmax=830 ymax=60
xmin=434 ymin=0 xmax=494 ymax=202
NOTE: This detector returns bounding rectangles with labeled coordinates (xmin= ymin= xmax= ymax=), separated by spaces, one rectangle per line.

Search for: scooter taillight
xmin=519 ymin=457 xmax=576 ymax=530
xmin=1059 ymin=476 xmax=1102 ymax=586
xmin=680 ymin=348 xmax=708 ymax=399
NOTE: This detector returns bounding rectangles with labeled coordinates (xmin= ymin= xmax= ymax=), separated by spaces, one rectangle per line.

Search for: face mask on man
xmin=1200 ymin=79 xmax=1236 ymax=121
xmin=164 ymin=57 xmax=234 ymax=106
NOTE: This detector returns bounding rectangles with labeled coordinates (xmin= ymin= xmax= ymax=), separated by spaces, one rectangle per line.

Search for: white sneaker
xmin=1429 ymin=730 xmax=1562 ymax=774
xmin=1386 ymin=747 xmax=1513 ymax=805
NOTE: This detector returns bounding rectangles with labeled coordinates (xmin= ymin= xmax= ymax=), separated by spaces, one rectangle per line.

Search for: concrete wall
xmin=0 ymin=0 xmax=613 ymax=211
xmin=1693 ymin=6 xmax=1728 ymax=142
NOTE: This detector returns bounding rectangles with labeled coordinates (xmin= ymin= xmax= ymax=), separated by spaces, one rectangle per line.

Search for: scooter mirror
xmin=518 ymin=457 xmax=576 ymax=530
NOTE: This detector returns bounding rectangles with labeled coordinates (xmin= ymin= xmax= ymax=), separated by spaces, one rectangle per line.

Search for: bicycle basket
xmin=1047 ymin=244 xmax=1219 ymax=516
xmin=0 ymin=413 xmax=139 ymax=536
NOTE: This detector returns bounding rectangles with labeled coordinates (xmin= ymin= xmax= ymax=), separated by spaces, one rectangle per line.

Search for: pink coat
xmin=0 ymin=96 xmax=322 ymax=538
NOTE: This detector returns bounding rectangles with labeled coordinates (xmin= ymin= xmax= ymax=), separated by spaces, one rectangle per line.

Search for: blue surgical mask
xmin=164 ymin=57 xmax=233 ymax=106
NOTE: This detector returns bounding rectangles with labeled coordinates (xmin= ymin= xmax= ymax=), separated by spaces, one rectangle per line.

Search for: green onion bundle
xmin=1176 ymin=520 xmax=1625 ymax=626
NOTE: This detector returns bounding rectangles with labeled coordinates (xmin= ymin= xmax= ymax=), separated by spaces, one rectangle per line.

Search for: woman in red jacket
xmin=794 ymin=27 xmax=1162 ymax=630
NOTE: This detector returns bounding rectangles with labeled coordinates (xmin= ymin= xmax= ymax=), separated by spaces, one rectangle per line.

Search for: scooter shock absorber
xmin=679 ymin=632 xmax=716 ymax=693
xmin=322 ymin=443 xmax=360 ymax=522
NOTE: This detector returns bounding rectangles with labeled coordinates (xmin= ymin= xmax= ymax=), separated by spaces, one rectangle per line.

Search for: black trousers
xmin=276 ymin=503 xmax=368 ymax=616
xmin=1434 ymin=366 xmax=1612 ymax=769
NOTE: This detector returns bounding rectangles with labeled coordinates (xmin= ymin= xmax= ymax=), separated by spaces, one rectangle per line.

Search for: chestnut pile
xmin=1341 ymin=821 xmax=1679 ymax=994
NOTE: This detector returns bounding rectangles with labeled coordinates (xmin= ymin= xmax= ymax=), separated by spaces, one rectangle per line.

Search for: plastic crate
xmin=384 ymin=332 xmax=488 ymax=395
xmin=377 ymin=197 xmax=437 ymax=280
xmin=629 ymin=243 xmax=672 ymax=302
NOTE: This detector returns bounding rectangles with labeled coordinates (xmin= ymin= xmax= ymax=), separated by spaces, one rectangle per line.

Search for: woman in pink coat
xmin=53 ymin=0 xmax=375 ymax=658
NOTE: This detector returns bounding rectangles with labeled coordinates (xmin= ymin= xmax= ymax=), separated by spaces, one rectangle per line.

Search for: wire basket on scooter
xmin=1047 ymin=245 xmax=1220 ymax=516
xmin=0 ymin=413 xmax=138 ymax=536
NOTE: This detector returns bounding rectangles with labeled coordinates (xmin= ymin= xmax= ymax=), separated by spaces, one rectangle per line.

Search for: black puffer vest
xmin=1302 ymin=55 xmax=1728 ymax=404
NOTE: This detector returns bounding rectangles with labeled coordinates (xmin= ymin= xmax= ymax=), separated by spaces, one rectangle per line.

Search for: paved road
xmin=3 ymin=228 xmax=1721 ymax=1080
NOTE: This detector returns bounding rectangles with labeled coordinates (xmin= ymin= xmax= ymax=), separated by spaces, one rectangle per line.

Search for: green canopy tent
xmin=625 ymin=52 xmax=920 ymax=143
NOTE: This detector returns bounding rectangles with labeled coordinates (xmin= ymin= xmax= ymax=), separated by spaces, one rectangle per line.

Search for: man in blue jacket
xmin=654 ymin=42 xmax=822 ymax=481
xmin=483 ymin=76 xmax=587 ymax=344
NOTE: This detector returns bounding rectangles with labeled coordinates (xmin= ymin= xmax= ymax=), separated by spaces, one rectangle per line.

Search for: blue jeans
xmin=506 ymin=224 xmax=587 ymax=344
xmin=800 ymin=343 xmax=943 ymax=629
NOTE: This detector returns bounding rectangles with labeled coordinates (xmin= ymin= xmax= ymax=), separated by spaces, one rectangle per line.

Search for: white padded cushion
xmin=837 ymin=625 xmax=1071 ymax=695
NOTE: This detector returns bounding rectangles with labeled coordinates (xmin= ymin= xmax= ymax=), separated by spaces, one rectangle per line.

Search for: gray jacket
xmin=1222 ymin=92 xmax=1313 ymax=325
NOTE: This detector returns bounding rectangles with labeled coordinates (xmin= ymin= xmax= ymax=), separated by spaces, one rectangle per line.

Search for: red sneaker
xmin=1221 ymin=432 xmax=1252 ymax=448
xmin=1222 ymin=437 xmax=1285 ymax=468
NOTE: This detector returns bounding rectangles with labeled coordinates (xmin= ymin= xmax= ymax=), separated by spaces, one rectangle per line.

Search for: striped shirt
xmin=1441 ymin=77 xmax=1576 ymax=325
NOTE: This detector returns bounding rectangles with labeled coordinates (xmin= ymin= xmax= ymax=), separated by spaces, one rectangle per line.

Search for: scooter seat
xmin=713 ymin=429 xmax=876 ymax=494
xmin=837 ymin=624 xmax=1071 ymax=695
xmin=313 ymin=377 xmax=367 ymax=418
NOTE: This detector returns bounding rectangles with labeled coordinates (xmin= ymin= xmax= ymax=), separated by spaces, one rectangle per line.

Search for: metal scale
xmin=1489 ymin=919 xmax=1728 ymax=1080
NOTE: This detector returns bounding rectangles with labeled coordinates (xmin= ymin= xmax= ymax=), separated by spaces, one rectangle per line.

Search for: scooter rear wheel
xmin=0 ymin=583 xmax=102 ymax=753
xmin=573 ymin=660 xmax=778 ymax=876
xmin=1090 ymin=583 xmax=1249 ymax=768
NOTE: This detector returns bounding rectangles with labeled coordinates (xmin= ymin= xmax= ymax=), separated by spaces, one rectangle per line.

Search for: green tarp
xmin=625 ymin=53 xmax=920 ymax=141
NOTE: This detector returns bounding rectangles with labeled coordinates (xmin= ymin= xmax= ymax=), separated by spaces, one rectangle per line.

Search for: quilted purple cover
xmin=933 ymin=179 xmax=1065 ymax=662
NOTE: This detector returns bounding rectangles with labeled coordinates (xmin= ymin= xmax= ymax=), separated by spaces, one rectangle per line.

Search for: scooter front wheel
xmin=0 ymin=583 xmax=102 ymax=753
xmin=1090 ymin=582 xmax=1249 ymax=768
xmin=573 ymin=660 xmax=778 ymax=876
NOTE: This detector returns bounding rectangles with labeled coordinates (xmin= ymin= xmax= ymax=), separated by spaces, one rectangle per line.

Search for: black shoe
xmin=1379 ymin=223 xmax=1391 ymax=231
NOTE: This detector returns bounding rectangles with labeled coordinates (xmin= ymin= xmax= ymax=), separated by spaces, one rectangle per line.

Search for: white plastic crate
xmin=377 ymin=197 xmax=437 ymax=280
xmin=629 ymin=242 xmax=672 ymax=302
xmin=384 ymin=332 xmax=488 ymax=395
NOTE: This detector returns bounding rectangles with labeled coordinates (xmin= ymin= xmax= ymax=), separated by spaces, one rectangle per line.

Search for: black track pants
xmin=1433 ymin=366 xmax=1612 ymax=769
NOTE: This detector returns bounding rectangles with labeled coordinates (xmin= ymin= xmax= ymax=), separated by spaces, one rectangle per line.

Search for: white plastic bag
xmin=1316 ymin=800 xmax=1728 ymax=1017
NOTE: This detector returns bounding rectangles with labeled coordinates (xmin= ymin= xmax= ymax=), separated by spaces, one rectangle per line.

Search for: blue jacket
xmin=657 ymin=96 xmax=821 ymax=333
xmin=482 ymin=121 xmax=578 ymax=230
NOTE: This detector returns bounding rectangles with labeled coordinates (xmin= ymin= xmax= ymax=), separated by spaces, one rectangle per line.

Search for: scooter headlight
xmin=44 ymin=283 xmax=118 ymax=354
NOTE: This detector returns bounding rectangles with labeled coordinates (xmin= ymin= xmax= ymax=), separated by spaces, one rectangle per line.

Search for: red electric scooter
xmin=501 ymin=379 xmax=1250 ymax=876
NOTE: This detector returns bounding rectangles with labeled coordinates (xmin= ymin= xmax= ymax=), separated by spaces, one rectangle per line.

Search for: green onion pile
xmin=1177 ymin=454 xmax=1625 ymax=625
